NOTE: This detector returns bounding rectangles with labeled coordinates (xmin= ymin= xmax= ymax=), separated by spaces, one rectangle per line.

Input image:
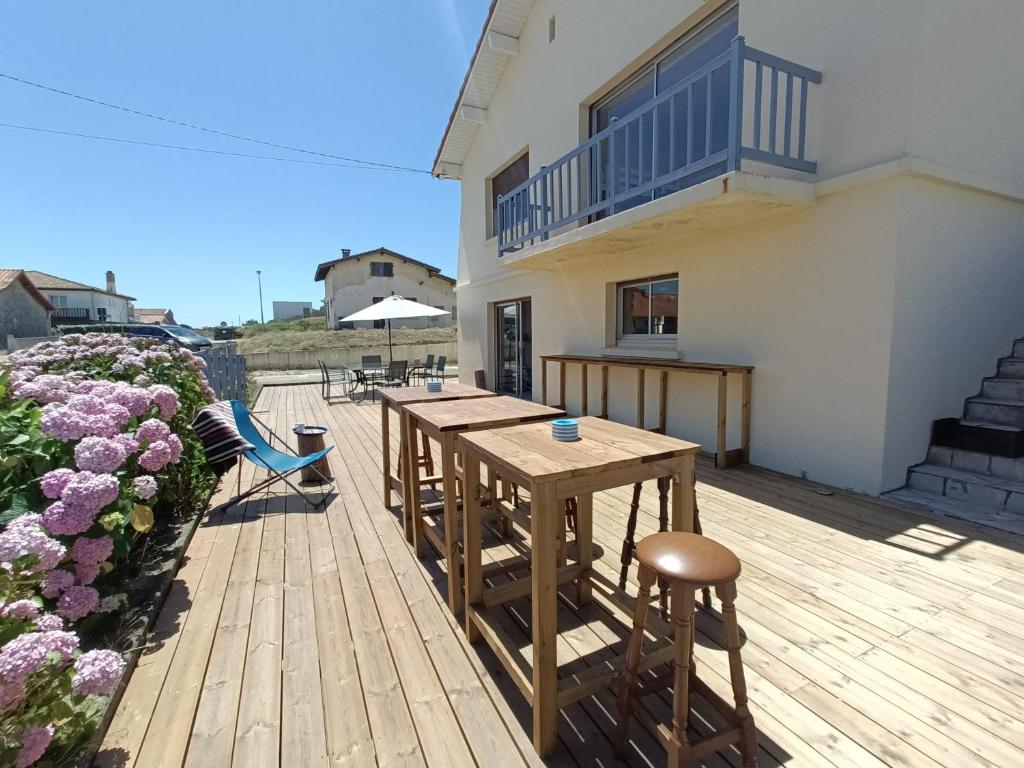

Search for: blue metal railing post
xmin=727 ymin=35 xmax=745 ymax=172
xmin=608 ymin=117 xmax=618 ymax=214
xmin=497 ymin=193 xmax=505 ymax=254
xmin=539 ymin=166 xmax=548 ymax=241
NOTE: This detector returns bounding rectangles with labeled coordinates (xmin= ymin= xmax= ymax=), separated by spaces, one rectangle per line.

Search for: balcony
xmin=50 ymin=307 xmax=91 ymax=325
xmin=496 ymin=37 xmax=822 ymax=269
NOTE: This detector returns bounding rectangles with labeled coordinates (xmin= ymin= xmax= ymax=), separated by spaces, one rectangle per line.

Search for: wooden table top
xmin=403 ymin=396 xmax=565 ymax=432
xmin=458 ymin=416 xmax=701 ymax=483
xmin=540 ymin=353 xmax=753 ymax=374
xmin=378 ymin=383 xmax=497 ymax=407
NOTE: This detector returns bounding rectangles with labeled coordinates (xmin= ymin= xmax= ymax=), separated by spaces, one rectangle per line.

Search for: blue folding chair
xmin=228 ymin=400 xmax=335 ymax=508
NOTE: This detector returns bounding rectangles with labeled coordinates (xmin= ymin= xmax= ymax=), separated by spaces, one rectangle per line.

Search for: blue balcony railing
xmin=496 ymin=36 xmax=822 ymax=255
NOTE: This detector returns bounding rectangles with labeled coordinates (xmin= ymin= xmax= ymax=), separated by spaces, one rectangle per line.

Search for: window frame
xmin=616 ymin=274 xmax=679 ymax=343
xmin=370 ymin=261 xmax=394 ymax=277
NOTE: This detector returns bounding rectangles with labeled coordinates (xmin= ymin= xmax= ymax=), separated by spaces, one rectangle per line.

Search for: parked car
xmin=128 ymin=324 xmax=213 ymax=352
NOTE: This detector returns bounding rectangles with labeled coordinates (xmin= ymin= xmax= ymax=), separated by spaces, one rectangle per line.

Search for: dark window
xmin=370 ymin=261 xmax=393 ymax=277
xmin=491 ymin=152 xmax=530 ymax=237
xmin=371 ymin=296 xmax=385 ymax=328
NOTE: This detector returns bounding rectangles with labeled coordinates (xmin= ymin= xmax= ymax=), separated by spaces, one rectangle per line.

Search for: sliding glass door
xmin=495 ymin=299 xmax=532 ymax=399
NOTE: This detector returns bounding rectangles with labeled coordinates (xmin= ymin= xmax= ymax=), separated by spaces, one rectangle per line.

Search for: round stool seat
xmin=635 ymin=532 xmax=740 ymax=586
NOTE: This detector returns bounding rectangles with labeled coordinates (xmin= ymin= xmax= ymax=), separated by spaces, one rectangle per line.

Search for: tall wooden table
xmin=459 ymin=416 xmax=700 ymax=756
xmin=378 ymin=383 xmax=496 ymax=533
xmin=402 ymin=396 xmax=565 ymax=613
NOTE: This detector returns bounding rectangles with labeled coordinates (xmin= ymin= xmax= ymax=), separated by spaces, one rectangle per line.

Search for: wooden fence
xmin=199 ymin=344 xmax=247 ymax=402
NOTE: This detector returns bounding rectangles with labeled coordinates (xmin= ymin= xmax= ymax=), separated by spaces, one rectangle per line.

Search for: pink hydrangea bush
xmin=0 ymin=332 xmax=215 ymax=764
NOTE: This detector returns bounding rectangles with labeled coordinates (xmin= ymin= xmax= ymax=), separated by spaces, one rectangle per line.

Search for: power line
xmin=0 ymin=71 xmax=431 ymax=174
xmin=0 ymin=121 xmax=423 ymax=171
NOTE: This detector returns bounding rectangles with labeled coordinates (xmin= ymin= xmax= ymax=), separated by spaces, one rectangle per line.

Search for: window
xmin=371 ymin=296 xmax=385 ymax=329
xmin=97 ymin=307 xmax=108 ymax=321
xmin=451 ymin=306 xmax=457 ymax=323
xmin=618 ymin=276 xmax=678 ymax=340
xmin=490 ymin=152 xmax=529 ymax=238
xmin=370 ymin=261 xmax=393 ymax=277
xmin=49 ymin=295 xmax=68 ymax=307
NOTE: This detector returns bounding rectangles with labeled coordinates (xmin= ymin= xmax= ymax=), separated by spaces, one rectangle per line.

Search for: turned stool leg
xmin=692 ymin=495 xmax=713 ymax=610
xmin=716 ymin=580 xmax=758 ymax=767
xmin=668 ymin=585 xmax=697 ymax=768
xmin=657 ymin=478 xmax=670 ymax=618
xmin=615 ymin=563 xmax=657 ymax=754
xmin=619 ymin=482 xmax=644 ymax=590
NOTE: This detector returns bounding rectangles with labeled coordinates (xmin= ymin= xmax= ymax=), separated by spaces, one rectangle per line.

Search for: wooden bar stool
xmin=618 ymin=481 xmax=711 ymax=614
xmin=616 ymin=532 xmax=758 ymax=768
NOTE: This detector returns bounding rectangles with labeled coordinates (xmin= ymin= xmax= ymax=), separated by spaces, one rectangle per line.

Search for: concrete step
xmin=964 ymin=396 xmax=1024 ymax=428
xmin=883 ymin=487 xmax=1024 ymax=536
xmin=996 ymin=357 xmax=1024 ymax=379
xmin=1014 ymin=339 xmax=1024 ymax=358
xmin=981 ymin=377 xmax=1024 ymax=400
xmin=906 ymin=462 xmax=1024 ymax=511
xmin=926 ymin=445 xmax=1024 ymax=482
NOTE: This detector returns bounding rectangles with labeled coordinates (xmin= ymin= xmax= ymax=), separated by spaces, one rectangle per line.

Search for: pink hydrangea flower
xmin=139 ymin=441 xmax=173 ymax=472
xmin=40 ymin=403 xmax=89 ymax=442
xmin=71 ymin=536 xmax=113 ymax=565
xmin=60 ymin=471 xmax=119 ymax=519
xmin=133 ymin=373 xmax=152 ymax=387
xmin=1 ymin=600 xmax=41 ymax=621
xmin=133 ymin=475 xmax=158 ymax=500
xmin=71 ymin=650 xmax=125 ymax=696
xmin=40 ymin=468 xmax=76 ymax=499
xmin=114 ymin=434 xmax=140 ymax=455
xmin=0 ymin=630 xmax=78 ymax=683
xmin=56 ymin=586 xmax=99 ymax=621
xmin=167 ymin=434 xmax=183 ymax=464
xmin=0 ymin=520 xmax=67 ymax=574
xmin=96 ymin=595 xmax=123 ymax=613
xmin=74 ymin=437 xmax=127 ymax=474
xmin=35 ymin=614 xmax=64 ymax=631
xmin=40 ymin=570 xmax=75 ymax=599
xmin=16 ymin=723 xmax=54 ymax=767
xmin=148 ymin=385 xmax=180 ymax=418
xmin=75 ymin=561 xmax=101 ymax=585
xmin=136 ymin=418 xmax=171 ymax=443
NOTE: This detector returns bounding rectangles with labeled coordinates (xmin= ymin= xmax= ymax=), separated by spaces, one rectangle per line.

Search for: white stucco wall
xmin=448 ymin=0 xmax=1024 ymax=494
xmin=323 ymin=253 xmax=456 ymax=329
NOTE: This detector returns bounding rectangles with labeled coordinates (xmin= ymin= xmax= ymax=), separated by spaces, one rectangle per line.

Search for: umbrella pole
xmin=387 ymin=318 xmax=393 ymax=364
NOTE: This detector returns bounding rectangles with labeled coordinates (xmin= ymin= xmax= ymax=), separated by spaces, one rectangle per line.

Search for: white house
xmin=26 ymin=270 xmax=135 ymax=324
xmin=433 ymin=0 xmax=1024 ymax=521
xmin=315 ymin=247 xmax=457 ymax=330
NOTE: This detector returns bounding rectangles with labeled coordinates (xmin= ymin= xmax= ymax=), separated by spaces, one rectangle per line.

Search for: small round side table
xmin=292 ymin=425 xmax=333 ymax=483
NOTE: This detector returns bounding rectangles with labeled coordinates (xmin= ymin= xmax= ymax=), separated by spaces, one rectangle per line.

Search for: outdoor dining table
xmin=401 ymin=396 xmax=566 ymax=613
xmin=378 ymin=383 xmax=496 ymax=530
xmin=458 ymin=416 xmax=700 ymax=756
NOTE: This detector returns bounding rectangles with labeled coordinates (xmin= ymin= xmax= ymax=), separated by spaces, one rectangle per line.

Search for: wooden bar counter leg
xmin=463 ymin=454 xmax=483 ymax=643
xmin=400 ymin=412 xmax=414 ymax=543
xmin=716 ymin=372 xmax=728 ymax=468
xmin=576 ymin=493 xmax=593 ymax=605
xmin=672 ymin=456 xmax=696 ymax=533
xmin=441 ymin=433 xmax=462 ymax=614
xmin=531 ymin=481 xmax=560 ymax=756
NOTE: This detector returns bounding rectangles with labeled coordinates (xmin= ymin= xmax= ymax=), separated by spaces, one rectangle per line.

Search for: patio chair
xmin=410 ymin=354 xmax=435 ymax=385
xmin=318 ymin=360 xmax=354 ymax=400
xmin=361 ymin=354 xmax=383 ymax=369
xmin=432 ymin=355 xmax=447 ymax=381
xmin=227 ymin=400 xmax=335 ymax=508
xmin=361 ymin=360 xmax=409 ymax=402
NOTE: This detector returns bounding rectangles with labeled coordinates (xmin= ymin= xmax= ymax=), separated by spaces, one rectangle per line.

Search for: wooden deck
xmin=97 ymin=383 xmax=1024 ymax=767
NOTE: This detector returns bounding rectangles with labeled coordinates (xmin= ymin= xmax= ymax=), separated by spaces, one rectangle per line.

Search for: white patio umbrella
xmin=341 ymin=295 xmax=449 ymax=362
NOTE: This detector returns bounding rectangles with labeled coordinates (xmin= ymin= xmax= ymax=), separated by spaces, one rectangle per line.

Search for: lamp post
xmin=256 ymin=270 xmax=265 ymax=324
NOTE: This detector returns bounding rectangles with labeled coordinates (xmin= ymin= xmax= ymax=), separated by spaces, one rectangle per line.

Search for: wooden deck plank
xmin=102 ymin=384 xmax=1024 ymax=768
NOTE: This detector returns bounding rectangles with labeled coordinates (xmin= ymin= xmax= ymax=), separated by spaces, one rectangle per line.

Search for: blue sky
xmin=0 ymin=1 xmax=485 ymax=327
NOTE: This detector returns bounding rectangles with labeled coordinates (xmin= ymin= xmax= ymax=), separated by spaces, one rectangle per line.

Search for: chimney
xmin=341 ymin=248 xmax=351 ymax=258
xmin=105 ymin=270 xmax=117 ymax=294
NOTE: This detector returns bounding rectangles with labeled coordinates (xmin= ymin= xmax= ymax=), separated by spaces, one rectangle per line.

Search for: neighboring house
xmin=314 ymin=247 xmax=457 ymax=329
xmin=134 ymin=308 xmax=176 ymax=325
xmin=272 ymin=301 xmax=313 ymax=321
xmin=433 ymin=0 xmax=1024 ymax=501
xmin=0 ymin=269 xmax=53 ymax=347
xmin=26 ymin=270 xmax=135 ymax=324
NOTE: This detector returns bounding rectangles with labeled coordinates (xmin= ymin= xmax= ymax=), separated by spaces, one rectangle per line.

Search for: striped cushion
xmin=192 ymin=401 xmax=255 ymax=474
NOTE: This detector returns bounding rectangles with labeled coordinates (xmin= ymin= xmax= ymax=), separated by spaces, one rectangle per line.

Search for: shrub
xmin=0 ymin=334 xmax=216 ymax=765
